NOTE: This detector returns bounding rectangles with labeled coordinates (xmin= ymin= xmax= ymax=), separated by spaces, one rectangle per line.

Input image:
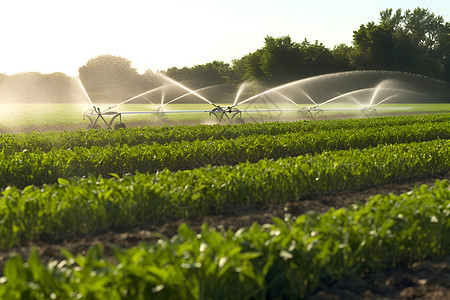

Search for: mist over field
xmin=0 ymin=7 xmax=449 ymax=106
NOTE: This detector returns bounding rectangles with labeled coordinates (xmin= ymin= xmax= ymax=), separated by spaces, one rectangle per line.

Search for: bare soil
xmin=1 ymin=175 xmax=449 ymax=299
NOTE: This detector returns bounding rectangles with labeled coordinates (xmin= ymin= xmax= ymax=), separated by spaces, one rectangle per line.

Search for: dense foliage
xmin=0 ymin=180 xmax=448 ymax=299
xmin=1 ymin=113 xmax=449 ymax=155
xmin=0 ymin=113 xmax=449 ymax=299
xmin=0 ymin=120 xmax=449 ymax=188
xmin=0 ymin=138 xmax=448 ymax=250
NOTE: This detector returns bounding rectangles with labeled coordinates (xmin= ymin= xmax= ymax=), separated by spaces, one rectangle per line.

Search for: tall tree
xmin=298 ymin=39 xmax=343 ymax=77
xmin=241 ymin=49 xmax=265 ymax=82
xmin=403 ymin=7 xmax=445 ymax=53
xmin=260 ymin=36 xmax=302 ymax=84
xmin=380 ymin=8 xmax=403 ymax=29
xmin=164 ymin=61 xmax=235 ymax=87
xmin=230 ymin=58 xmax=247 ymax=84
xmin=350 ymin=8 xmax=448 ymax=79
xmin=78 ymin=55 xmax=155 ymax=103
xmin=438 ymin=22 xmax=450 ymax=81
xmin=350 ymin=22 xmax=395 ymax=70
xmin=331 ymin=43 xmax=353 ymax=71
xmin=238 ymin=36 xmax=350 ymax=85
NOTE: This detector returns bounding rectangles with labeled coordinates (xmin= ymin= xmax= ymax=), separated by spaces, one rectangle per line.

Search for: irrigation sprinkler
xmin=361 ymin=106 xmax=379 ymax=116
xmin=209 ymin=105 xmax=242 ymax=122
xmin=80 ymin=70 xmax=423 ymax=129
xmin=83 ymin=107 xmax=126 ymax=130
xmin=83 ymin=103 xmax=246 ymax=129
xmin=298 ymin=106 xmax=324 ymax=119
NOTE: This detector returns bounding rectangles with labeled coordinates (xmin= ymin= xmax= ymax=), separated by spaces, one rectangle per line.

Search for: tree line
xmin=0 ymin=7 xmax=448 ymax=103
xmin=166 ymin=7 xmax=449 ymax=86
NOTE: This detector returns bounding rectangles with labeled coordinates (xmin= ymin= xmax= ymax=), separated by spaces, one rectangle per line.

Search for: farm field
xmin=1 ymin=103 xmax=450 ymax=133
xmin=0 ymin=112 xmax=449 ymax=299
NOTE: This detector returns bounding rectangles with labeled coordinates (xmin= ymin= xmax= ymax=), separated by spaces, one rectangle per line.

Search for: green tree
xmin=190 ymin=61 xmax=229 ymax=86
xmin=164 ymin=61 xmax=235 ymax=87
xmin=374 ymin=7 xmax=448 ymax=79
xmin=438 ymin=22 xmax=450 ymax=81
xmin=162 ymin=61 xmax=241 ymax=103
xmin=230 ymin=58 xmax=247 ymax=84
xmin=350 ymin=8 xmax=447 ymax=79
xmin=350 ymin=22 xmax=396 ymax=70
xmin=380 ymin=8 xmax=403 ymax=29
xmin=331 ymin=43 xmax=353 ymax=71
xmin=164 ymin=66 xmax=191 ymax=83
xmin=238 ymin=36 xmax=350 ymax=85
xmin=241 ymin=49 xmax=265 ymax=82
xmin=403 ymin=7 xmax=445 ymax=52
xmin=260 ymin=35 xmax=302 ymax=84
xmin=78 ymin=55 xmax=155 ymax=103
xmin=298 ymin=39 xmax=344 ymax=77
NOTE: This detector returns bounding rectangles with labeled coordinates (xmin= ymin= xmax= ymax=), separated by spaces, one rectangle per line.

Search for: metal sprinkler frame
xmin=298 ymin=106 xmax=324 ymax=119
xmin=209 ymin=105 xmax=242 ymax=122
xmin=361 ymin=106 xmax=379 ymax=116
xmin=83 ymin=107 xmax=126 ymax=130
xmin=81 ymin=87 xmax=413 ymax=129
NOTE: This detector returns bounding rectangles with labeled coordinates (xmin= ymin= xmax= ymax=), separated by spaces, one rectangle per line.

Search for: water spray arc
xmin=75 ymin=77 xmax=126 ymax=129
xmin=104 ymin=85 xmax=167 ymax=113
xmin=162 ymin=84 xmax=224 ymax=107
xmin=275 ymin=92 xmax=302 ymax=107
xmin=156 ymin=75 xmax=246 ymax=122
xmin=234 ymin=78 xmax=308 ymax=107
xmin=74 ymin=77 xmax=94 ymax=108
xmin=82 ymin=76 xmax=232 ymax=128
xmin=157 ymin=73 xmax=214 ymax=106
xmin=80 ymin=71 xmax=424 ymax=129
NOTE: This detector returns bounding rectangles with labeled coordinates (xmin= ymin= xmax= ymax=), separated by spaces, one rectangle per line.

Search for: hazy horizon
xmin=0 ymin=0 xmax=448 ymax=76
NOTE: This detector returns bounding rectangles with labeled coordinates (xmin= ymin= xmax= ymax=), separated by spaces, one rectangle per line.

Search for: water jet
xmin=81 ymin=71 xmax=449 ymax=128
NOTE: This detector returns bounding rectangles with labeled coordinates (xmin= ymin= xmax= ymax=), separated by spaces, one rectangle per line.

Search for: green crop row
xmin=0 ymin=139 xmax=448 ymax=250
xmin=1 ymin=180 xmax=448 ymax=299
xmin=1 ymin=113 xmax=449 ymax=154
xmin=1 ymin=121 xmax=449 ymax=189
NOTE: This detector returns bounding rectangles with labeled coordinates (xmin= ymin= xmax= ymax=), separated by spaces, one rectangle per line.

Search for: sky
xmin=0 ymin=0 xmax=448 ymax=76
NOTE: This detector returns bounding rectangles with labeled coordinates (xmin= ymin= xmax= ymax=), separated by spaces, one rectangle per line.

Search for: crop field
xmin=0 ymin=112 xmax=449 ymax=299
xmin=1 ymin=103 xmax=450 ymax=133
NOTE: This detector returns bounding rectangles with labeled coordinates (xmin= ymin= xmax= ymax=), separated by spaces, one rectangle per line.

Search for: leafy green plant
xmin=0 ymin=139 xmax=448 ymax=250
xmin=0 ymin=121 xmax=449 ymax=188
xmin=1 ymin=113 xmax=449 ymax=155
xmin=0 ymin=180 xmax=448 ymax=299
